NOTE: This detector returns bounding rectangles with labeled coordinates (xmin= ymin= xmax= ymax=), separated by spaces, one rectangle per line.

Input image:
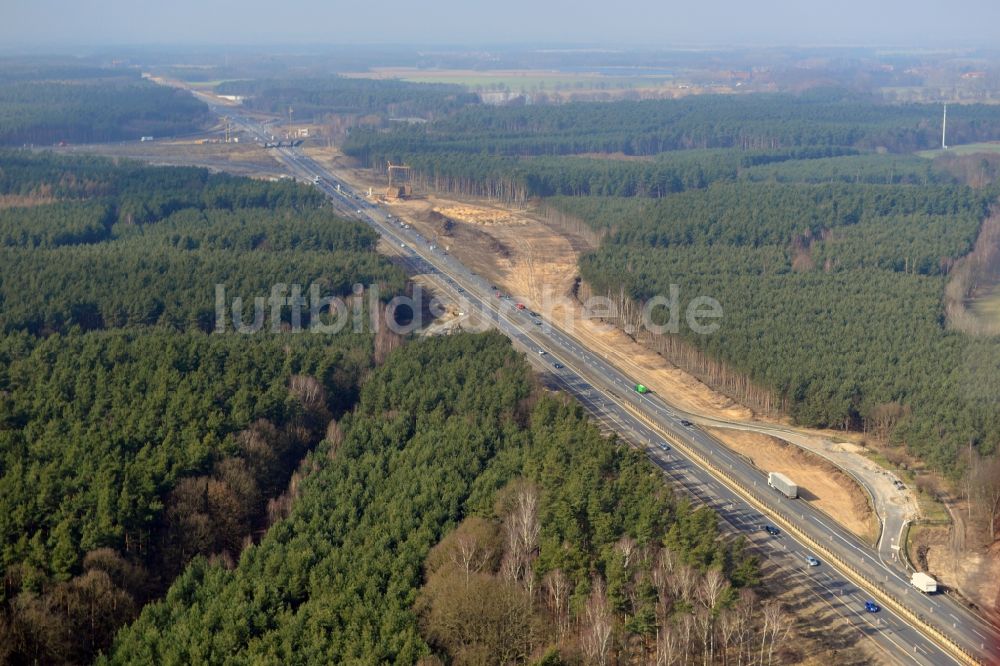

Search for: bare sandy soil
xmin=53 ymin=140 xmax=286 ymax=180
xmin=911 ymin=520 xmax=1000 ymax=622
xmin=299 ymin=149 xmax=887 ymax=540
xmin=706 ymin=428 xmax=878 ymax=541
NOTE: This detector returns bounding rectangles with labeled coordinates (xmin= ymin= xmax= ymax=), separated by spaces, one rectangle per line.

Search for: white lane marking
xmin=296 ymin=152 xmax=969 ymax=664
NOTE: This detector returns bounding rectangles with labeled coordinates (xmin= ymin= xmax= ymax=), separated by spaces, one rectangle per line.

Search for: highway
xmin=220 ymin=108 xmax=999 ymax=665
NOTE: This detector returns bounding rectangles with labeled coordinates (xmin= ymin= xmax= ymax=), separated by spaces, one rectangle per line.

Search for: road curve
xmin=210 ymin=107 xmax=1000 ymax=665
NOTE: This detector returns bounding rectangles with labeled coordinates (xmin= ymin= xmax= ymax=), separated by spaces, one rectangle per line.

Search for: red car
xmin=516 ymin=303 xmax=526 ymax=310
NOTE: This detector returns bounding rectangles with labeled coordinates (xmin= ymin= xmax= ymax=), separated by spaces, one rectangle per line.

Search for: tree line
xmin=566 ymin=178 xmax=1000 ymax=471
xmin=215 ymin=76 xmax=479 ymax=121
xmin=0 ymin=68 xmax=209 ymax=145
xmin=107 ymin=332 xmax=779 ymax=665
xmin=0 ymin=151 xmax=408 ymax=662
xmin=345 ymin=89 xmax=1000 ymax=165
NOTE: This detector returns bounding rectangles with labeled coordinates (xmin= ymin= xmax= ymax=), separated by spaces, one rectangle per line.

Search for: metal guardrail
xmin=275 ymin=143 xmax=986 ymax=666
xmin=618 ymin=400 xmax=983 ymax=666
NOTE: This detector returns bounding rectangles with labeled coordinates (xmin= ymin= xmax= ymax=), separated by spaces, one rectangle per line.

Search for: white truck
xmin=768 ymin=472 xmax=798 ymax=499
xmin=910 ymin=572 xmax=937 ymax=593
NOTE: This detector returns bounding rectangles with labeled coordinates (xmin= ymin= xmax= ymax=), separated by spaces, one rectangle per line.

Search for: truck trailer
xmin=768 ymin=472 xmax=798 ymax=499
xmin=910 ymin=572 xmax=937 ymax=593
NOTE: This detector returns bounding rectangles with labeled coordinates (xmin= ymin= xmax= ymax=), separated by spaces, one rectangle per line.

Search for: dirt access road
xmin=307 ymin=147 xmax=912 ymax=547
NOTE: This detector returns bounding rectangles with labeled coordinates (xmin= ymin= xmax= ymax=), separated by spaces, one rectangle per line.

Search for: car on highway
xmin=680 ymin=419 xmax=693 ymax=427
xmin=516 ymin=303 xmax=526 ymax=310
xmin=763 ymin=525 xmax=780 ymax=536
xmin=528 ymin=311 xmax=539 ymax=317
xmin=864 ymin=601 xmax=880 ymax=613
xmin=538 ymin=350 xmax=547 ymax=355
xmin=533 ymin=320 xmax=542 ymax=325
xmin=660 ymin=443 xmax=671 ymax=451
xmin=553 ymin=362 xmax=564 ymax=369
xmin=806 ymin=555 xmax=820 ymax=567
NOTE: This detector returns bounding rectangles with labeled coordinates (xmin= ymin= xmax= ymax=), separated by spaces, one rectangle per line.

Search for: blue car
xmin=864 ymin=601 xmax=880 ymax=613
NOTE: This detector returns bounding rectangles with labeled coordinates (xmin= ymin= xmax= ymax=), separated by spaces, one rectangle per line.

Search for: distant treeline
xmin=215 ymin=76 xmax=479 ymax=120
xmin=342 ymin=90 xmax=985 ymax=203
xmin=0 ymin=67 xmax=209 ymax=145
xmin=0 ymin=152 xmax=404 ymax=335
xmin=345 ymin=89 xmax=1000 ymax=164
xmin=351 ymin=148 xmax=952 ymax=205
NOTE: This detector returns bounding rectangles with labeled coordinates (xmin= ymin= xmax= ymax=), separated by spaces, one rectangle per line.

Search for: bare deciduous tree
xmin=543 ymin=568 xmax=571 ymax=636
xmin=499 ymin=481 xmax=540 ymax=592
xmin=673 ymin=563 xmax=699 ymax=604
xmin=970 ymin=454 xmax=1000 ymax=541
xmin=655 ymin=622 xmax=679 ymax=666
xmin=759 ymin=600 xmax=791 ymax=666
xmin=697 ymin=569 xmax=729 ymax=665
xmin=581 ymin=578 xmax=614 ymax=666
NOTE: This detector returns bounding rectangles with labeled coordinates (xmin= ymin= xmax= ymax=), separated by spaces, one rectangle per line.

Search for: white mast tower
xmin=942 ymin=103 xmax=948 ymax=150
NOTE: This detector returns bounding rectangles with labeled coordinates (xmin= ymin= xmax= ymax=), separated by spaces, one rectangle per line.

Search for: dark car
xmin=680 ymin=419 xmax=693 ymax=427
xmin=864 ymin=601 xmax=880 ymax=613
xmin=764 ymin=525 xmax=780 ymax=536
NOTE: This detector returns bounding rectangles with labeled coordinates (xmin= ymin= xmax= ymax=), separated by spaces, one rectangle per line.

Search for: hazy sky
xmin=4 ymin=0 xmax=1000 ymax=48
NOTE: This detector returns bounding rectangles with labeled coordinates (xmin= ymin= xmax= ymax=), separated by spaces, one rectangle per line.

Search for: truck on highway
xmin=635 ymin=384 xmax=649 ymax=394
xmin=910 ymin=571 xmax=937 ymax=593
xmin=768 ymin=472 xmax=798 ymax=499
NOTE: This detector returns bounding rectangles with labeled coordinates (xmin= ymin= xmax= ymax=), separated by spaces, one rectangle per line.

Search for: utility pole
xmin=942 ymin=103 xmax=948 ymax=150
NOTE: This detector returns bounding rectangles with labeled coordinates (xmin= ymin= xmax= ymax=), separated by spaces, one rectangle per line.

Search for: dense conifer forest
xmin=107 ymin=332 xmax=763 ymax=665
xmin=215 ymin=76 xmax=479 ymax=121
xmin=0 ymin=151 xmax=405 ymax=662
xmin=344 ymin=91 xmax=1000 ymax=472
xmin=563 ymin=181 xmax=1000 ymax=470
xmin=0 ymin=150 xmax=767 ymax=664
xmin=0 ymin=66 xmax=209 ymax=145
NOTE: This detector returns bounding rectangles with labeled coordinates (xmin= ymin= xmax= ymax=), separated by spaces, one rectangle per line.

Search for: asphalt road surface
xmin=213 ymin=108 xmax=1000 ymax=665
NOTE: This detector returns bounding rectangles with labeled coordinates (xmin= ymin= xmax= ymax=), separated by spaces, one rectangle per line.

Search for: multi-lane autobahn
xmin=216 ymin=108 xmax=999 ymax=665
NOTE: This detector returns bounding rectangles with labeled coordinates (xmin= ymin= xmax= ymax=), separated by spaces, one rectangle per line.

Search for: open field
xmin=344 ymin=66 xmax=677 ymax=90
xmin=966 ymin=285 xmax=1000 ymax=325
xmin=51 ymin=138 xmax=286 ymax=179
xmin=918 ymin=141 xmax=1000 ymax=158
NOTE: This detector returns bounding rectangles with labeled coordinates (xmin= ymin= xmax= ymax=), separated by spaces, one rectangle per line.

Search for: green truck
xmin=634 ymin=384 xmax=649 ymax=394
